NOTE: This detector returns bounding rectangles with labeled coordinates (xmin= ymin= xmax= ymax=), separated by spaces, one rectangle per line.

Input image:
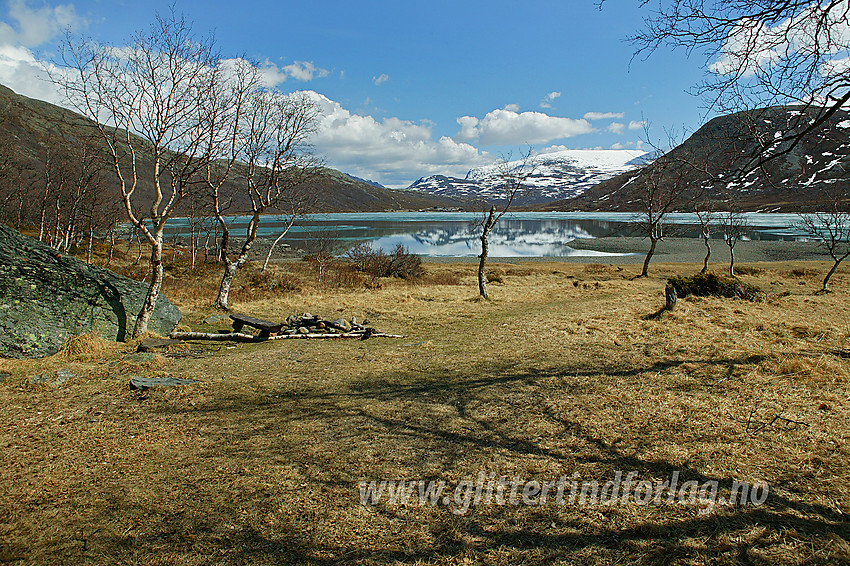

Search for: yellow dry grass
xmin=58 ymin=332 xmax=114 ymax=360
xmin=0 ymin=259 xmax=848 ymax=565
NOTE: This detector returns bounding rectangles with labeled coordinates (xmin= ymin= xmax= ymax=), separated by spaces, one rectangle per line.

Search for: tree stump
xmin=665 ymin=283 xmax=677 ymax=311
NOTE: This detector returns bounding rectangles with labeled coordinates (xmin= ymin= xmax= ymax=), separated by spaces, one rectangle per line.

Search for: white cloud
xmin=0 ymin=0 xmax=84 ymax=102
xmin=628 ymin=120 xmax=647 ymax=130
xmin=282 ymin=60 xmax=330 ymax=81
xmin=233 ymin=58 xmax=329 ymax=87
xmin=0 ymin=0 xmax=85 ymax=48
xmin=373 ymin=73 xmax=389 ymax=86
xmin=539 ymin=91 xmax=560 ymax=108
xmin=820 ymin=55 xmax=850 ymax=77
xmin=302 ymin=90 xmax=492 ymax=187
xmin=709 ymin=18 xmax=783 ymax=76
xmin=536 ymin=145 xmax=569 ymax=154
xmin=607 ymin=141 xmax=646 ymax=150
xmin=607 ymin=122 xmax=625 ymax=134
xmin=710 ymin=4 xmax=850 ymax=79
xmin=456 ymin=107 xmax=595 ymax=146
xmin=503 ymin=103 xmax=520 ymax=112
xmin=583 ymin=111 xmax=625 ymax=120
xmin=0 ymin=44 xmax=64 ymax=104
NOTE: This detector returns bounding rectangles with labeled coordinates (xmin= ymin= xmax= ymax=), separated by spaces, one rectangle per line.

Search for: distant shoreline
xmin=421 ymin=237 xmax=832 ymax=264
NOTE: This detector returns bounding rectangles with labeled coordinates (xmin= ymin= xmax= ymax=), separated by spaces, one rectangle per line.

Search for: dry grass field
xmin=1 ymin=258 xmax=849 ymax=565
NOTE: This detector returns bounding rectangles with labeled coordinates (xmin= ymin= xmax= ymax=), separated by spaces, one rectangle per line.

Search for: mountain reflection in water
xmin=366 ymin=218 xmax=622 ymax=257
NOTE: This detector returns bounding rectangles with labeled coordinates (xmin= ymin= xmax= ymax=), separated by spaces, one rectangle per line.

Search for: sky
xmin=0 ymin=0 xmax=715 ymax=187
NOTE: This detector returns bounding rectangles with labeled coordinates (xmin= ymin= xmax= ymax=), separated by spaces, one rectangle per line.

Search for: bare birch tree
xmin=211 ymin=90 xmax=320 ymax=310
xmin=57 ymin=11 xmax=227 ymax=337
xmin=43 ymin=128 xmax=109 ymax=255
xmin=0 ymin=142 xmax=36 ymax=231
xmin=261 ymin=185 xmax=315 ymax=272
xmin=477 ymin=149 xmax=535 ymax=299
xmin=720 ymin=210 xmax=750 ymax=277
xmin=630 ymin=153 xmax=698 ymax=278
xmin=694 ymin=201 xmax=717 ymax=273
xmin=798 ymin=187 xmax=850 ymax=292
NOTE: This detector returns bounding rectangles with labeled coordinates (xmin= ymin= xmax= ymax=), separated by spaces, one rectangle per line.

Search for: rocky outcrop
xmin=0 ymin=223 xmax=181 ymax=358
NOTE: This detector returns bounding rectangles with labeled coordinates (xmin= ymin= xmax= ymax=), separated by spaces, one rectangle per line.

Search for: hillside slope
xmin=538 ymin=106 xmax=850 ymax=212
xmin=0 ymin=84 xmax=464 ymax=214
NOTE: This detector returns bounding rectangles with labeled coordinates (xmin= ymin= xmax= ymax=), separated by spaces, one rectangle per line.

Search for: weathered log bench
xmin=230 ymin=313 xmax=284 ymax=339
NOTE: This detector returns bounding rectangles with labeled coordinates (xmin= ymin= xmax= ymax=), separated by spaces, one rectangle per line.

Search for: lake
xmin=165 ymin=211 xmax=809 ymax=258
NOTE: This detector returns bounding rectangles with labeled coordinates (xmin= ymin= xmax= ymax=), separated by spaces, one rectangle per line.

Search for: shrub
xmin=668 ymin=272 xmax=762 ymax=301
xmin=584 ymin=263 xmax=608 ymax=274
xmin=387 ymin=244 xmax=424 ymax=280
xmin=344 ymin=243 xmax=423 ymax=280
xmin=244 ymin=268 xmax=300 ymax=292
xmin=344 ymin=242 xmax=387 ymax=277
xmin=788 ymin=268 xmax=818 ymax=277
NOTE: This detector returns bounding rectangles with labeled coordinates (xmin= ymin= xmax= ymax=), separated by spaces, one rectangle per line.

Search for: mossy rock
xmin=0 ymin=224 xmax=181 ymax=358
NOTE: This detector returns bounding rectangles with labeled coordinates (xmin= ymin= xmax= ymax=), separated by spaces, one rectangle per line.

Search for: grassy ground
xmin=1 ymin=258 xmax=849 ymax=565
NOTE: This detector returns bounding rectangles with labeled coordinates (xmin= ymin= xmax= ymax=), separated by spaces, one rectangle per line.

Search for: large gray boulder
xmin=0 ymin=223 xmax=181 ymax=358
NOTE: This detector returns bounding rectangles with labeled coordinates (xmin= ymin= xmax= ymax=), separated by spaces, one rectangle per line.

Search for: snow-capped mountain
xmin=408 ymin=149 xmax=649 ymax=205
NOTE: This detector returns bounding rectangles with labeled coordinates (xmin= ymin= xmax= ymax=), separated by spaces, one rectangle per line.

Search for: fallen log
xmin=269 ymin=332 xmax=404 ymax=340
xmin=170 ymin=331 xmax=404 ymax=342
xmin=169 ymin=332 xmax=261 ymax=342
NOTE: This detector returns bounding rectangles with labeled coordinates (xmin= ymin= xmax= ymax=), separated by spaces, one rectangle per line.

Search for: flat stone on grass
xmin=128 ymin=376 xmax=198 ymax=391
xmin=29 ymin=368 xmax=79 ymax=385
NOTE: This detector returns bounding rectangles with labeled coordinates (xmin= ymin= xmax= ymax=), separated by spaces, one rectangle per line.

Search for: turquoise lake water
xmin=164 ymin=211 xmax=808 ymax=258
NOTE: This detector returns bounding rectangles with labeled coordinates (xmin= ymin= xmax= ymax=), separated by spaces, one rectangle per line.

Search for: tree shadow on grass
xmin=68 ymin=355 xmax=848 ymax=565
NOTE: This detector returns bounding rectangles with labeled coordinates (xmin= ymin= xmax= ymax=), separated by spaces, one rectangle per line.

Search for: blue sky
xmin=0 ymin=0 xmax=713 ymax=187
